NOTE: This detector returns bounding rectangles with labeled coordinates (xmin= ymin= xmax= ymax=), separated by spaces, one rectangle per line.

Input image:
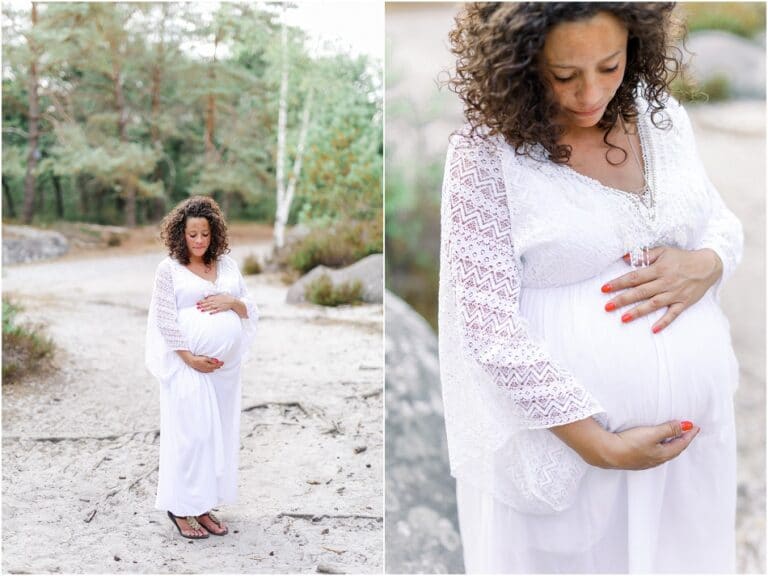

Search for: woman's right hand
xmin=551 ymin=417 xmax=700 ymax=471
xmin=176 ymin=350 xmax=223 ymax=373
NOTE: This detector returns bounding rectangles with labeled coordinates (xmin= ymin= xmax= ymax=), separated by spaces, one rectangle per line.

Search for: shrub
xmin=107 ymin=233 xmax=122 ymax=247
xmin=242 ymin=254 xmax=263 ymax=275
xmin=304 ymin=274 xmax=364 ymax=307
xmin=285 ymin=218 xmax=383 ymax=274
xmin=2 ymin=298 xmax=54 ymax=383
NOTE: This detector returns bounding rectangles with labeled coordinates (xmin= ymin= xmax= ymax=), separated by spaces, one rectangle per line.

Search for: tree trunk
xmin=2 ymin=177 xmax=16 ymax=219
xmin=276 ymin=88 xmax=313 ymax=240
xmin=204 ymin=33 xmax=220 ymax=164
xmin=22 ymin=2 xmax=40 ymax=224
xmin=273 ymin=10 xmax=289 ymax=251
xmin=52 ymin=174 xmax=64 ymax=218
xmin=110 ymin=39 xmax=136 ymax=227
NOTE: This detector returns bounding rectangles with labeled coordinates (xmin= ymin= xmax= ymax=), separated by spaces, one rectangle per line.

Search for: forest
xmin=2 ymin=2 xmax=382 ymax=250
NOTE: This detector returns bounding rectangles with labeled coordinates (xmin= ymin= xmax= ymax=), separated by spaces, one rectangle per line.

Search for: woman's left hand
xmin=197 ymin=294 xmax=235 ymax=315
xmin=602 ymin=246 xmax=723 ymax=334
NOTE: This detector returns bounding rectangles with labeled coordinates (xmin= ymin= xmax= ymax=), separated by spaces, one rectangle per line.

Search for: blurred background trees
xmin=2 ymin=1 xmax=382 ymax=246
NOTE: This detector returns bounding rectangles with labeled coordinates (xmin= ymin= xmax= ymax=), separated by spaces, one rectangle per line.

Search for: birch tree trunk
xmin=273 ymin=8 xmax=289 ymax=251
xmin=22 ymin=2 xmax=40 ymax=224
xmin=276 ymin=88 xmax=313 ymax=237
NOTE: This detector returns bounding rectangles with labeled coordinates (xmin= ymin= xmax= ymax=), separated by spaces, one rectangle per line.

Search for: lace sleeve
xmin=443 ymin=133 xmax=604 ymax=429
xmin=146 ymin=258 xmax=187 ymax=382
xmin=672 ymin=99 xmax=744 ymax=297
xmin=153 ymin=259 xmax=188 ymax=350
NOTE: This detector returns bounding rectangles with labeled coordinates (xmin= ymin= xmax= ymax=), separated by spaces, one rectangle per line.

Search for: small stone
xmin=269 ymin=551 xmax=275 ymax=556
xmin=114 ymin=555 xmax=121 ymax=562
xmin=353 ymin=446 xmax=367 ymax=454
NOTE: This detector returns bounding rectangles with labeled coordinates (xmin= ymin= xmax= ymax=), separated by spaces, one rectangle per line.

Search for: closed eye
xmin=553 ymin=65 xmax=620 ymax=83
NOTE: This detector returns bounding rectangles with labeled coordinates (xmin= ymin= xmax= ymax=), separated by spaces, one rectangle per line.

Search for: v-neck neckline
xmin=179 ymin=258 xmax=219 ymax=285
xmin=557 ymin=111 xmax=651 ymax=199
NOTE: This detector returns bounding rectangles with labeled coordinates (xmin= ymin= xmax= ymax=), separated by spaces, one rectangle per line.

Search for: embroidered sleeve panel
xmin=153 ymin=259 xmax=189 ymax=350
xmin=444 ymin=133 xmax=604 ymax=428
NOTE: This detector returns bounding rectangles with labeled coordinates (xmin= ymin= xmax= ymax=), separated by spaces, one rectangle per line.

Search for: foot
xmin=171 ymin=514 xmax=209 ymax=538
xmin=196 ymin=511 xmax=228 ymax=536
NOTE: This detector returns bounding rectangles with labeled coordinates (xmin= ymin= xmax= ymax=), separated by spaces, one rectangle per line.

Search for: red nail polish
xmin=601 ymin=284 xmax=612 ymax=293
xmin=622 ymin=253 xmax=630 ymax=259
xmin=652 ymin=325 xmax=661 ymax=334
xmin=621 ymin=313 xmax=633 ymax=323
xmin=681 ymin=420 xmax=693 ymax=432
xmin=605 ymin=302 xmax=616 ymax=312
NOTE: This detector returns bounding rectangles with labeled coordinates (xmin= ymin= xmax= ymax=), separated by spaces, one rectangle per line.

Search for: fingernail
xmin=622 ymin=253 xmax=630 ymax=259
xmin=681 ymin=420 xmax=693 ymax=432
xmin=605 ymin=302 xmax=616 ymax=312
xmin=621 ymin=313 xmax=633 ymax=323
xmin=601 ymin=284 xmax=612 ymax=293
xmin=652 ymin=325 xmax=661 ymax=334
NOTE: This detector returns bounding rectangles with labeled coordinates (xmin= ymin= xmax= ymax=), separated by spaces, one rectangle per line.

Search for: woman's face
xmin=184 ymin=216 xmax=211 ymax=260
xmin=540 ymin=11 xmax=629 ymax=130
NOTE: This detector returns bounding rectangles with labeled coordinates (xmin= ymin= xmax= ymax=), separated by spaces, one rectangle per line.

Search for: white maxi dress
xmin=439 ymin=96 xmax=743 ymax=573
xmin=146 ymin=253 xmax=259 ymax=516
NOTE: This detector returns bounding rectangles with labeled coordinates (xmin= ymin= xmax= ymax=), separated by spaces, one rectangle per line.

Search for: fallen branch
xmin=4 ymin=430 xmax=159 ymax=443
xmin=278 ymin=512 xmax=382 ymax=522
xmin=242 ymin=401 xmax=310 ymax=417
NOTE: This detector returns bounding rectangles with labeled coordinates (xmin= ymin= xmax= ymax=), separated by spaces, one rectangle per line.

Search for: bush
xmin=285 ymin=218 xmax=383 ymax=274
xmin=670 ymin=71 xmax=731 ymax=103
xmin=2 ymin=298 xmax=54 ymax=383
xmin=304 ymin=274 xmax=364 ymax=307
xmin=242 ymin=254 xmax=263 ymax=275
xmin=680 ymin=2 xmax=766 ymax=38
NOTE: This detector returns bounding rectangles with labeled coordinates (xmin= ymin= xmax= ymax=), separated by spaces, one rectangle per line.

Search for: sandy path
xmin=2 ymin=242 xmax=383 ymax=573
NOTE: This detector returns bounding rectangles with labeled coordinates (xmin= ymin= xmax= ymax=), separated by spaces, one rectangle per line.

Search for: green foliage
xmin=680 ymin=2 xmax=766 ymax=38
xmin=285 ymin=218 xmax=383 ymax=273
xmin=2 ymin=298 xmax=55 ymax=384
xmin=670 ymin=71 xmax=731 ymax=103
xmin=2 ymin=2 xmax=382 ymax=231
xmin=242 ymin=253 xmax=263 ymax=275
xmin=304 ymin=274 xmax=364 ymax=307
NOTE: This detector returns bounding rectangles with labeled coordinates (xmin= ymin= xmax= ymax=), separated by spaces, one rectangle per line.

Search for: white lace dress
xmin=438 ymin=97 xmax=742 ymax=573
xmin=146 ymin=254 xmax=259 ymax=516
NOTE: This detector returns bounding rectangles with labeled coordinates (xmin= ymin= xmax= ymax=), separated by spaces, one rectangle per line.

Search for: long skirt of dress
xmin=155 ymin=360 xmax=242 ymax=516
xmin=456 ymin=260 xmax=738 ymax=573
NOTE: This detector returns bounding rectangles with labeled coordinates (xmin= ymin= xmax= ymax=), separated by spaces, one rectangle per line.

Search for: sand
xmin=2 ymin=239 xmax=383 ymax=573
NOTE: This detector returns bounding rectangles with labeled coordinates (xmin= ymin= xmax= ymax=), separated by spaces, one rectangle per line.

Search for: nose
xmin=576 ymin=74 xmax=602 ymax=109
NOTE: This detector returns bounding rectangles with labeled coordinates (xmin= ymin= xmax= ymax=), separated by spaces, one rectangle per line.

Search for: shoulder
xmin=156 ymin=256 xmax=175 ymax=275
xmin=218 ymin=253 xmax=241 ymax=274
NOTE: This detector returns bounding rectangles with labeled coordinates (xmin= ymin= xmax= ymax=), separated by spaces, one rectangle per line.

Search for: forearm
xmin=230 ymin=297 xmax=248 ymax=318
xmin=175 ymin=349 xmax=195 ymax=364
xmin=550 ymin=417 xmax=618 ymax=469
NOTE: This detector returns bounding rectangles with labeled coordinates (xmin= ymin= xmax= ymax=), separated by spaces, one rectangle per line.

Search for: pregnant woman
xmin=439 ymin=3 xmax=742 ymax=572
xmin=146 ymin=196 xmax=258 ymax=539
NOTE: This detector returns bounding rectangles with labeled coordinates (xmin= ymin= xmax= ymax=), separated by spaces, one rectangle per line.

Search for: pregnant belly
xmin=178 ymin=307 xmax=243 ymax=364
xmin=520 ymin=261 xmax=738 ymax=434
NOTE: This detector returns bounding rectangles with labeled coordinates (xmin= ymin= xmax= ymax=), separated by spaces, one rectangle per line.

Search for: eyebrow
xmin=548 ymin=50 xmax=622 ymax=69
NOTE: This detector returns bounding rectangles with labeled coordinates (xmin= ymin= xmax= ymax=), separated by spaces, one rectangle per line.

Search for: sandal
xmin=196 ymin=511 xmax=229 ymax=536
xmin=167 ymin=511 xmax=209 ymax=539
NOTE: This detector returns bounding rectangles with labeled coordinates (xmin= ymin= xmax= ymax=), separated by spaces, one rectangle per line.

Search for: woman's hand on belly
xmin=197 ymin=294 xmax=247 ymax=318
xmin=601 ymin=246 xmax=722 ymax=334
xmin=551 ymin=416 xmax=701 ymax=471
xmin=176 ymin=350 xmax=224 ymax=373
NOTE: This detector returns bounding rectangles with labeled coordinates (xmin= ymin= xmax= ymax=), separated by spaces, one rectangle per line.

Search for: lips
xmin=570 ymin=104 xmax=604 ymax=116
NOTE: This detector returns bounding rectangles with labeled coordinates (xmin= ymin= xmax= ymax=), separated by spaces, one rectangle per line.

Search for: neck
xmin=189 ymin=255 xmax=206 ymax=266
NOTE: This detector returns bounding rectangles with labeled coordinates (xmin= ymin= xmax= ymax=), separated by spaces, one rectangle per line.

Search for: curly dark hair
xmin=159 ymin=196 xmax=230 ymax=265
xmin=448 ymin=2 xmax=684 ymax=163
